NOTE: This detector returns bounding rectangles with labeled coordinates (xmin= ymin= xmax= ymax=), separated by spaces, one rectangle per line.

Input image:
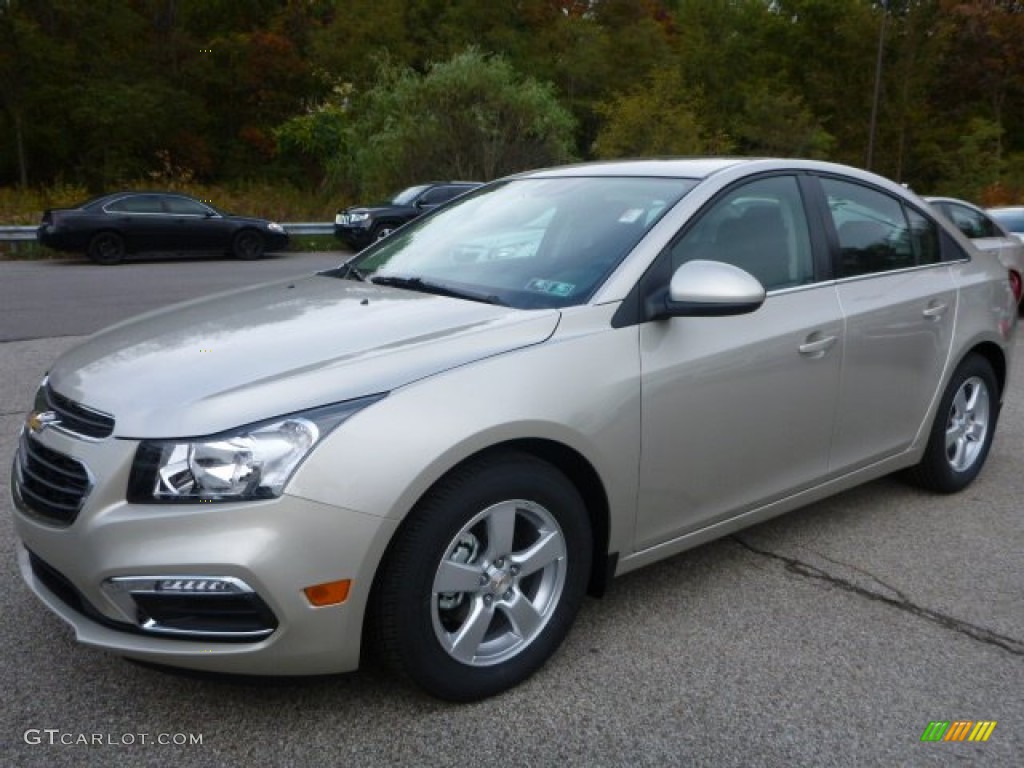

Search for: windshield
xmin=391 ymin=185 xmax=431 ymax=205
xmin=348 ymin=176 xmax=698 ymax=309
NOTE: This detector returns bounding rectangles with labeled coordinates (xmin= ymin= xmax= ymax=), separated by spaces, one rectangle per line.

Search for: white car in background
xmin=927 ymin=197 xmax=1024 ymax=313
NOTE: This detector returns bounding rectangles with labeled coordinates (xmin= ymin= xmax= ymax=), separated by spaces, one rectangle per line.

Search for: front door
xmin=635 ymin=175 xmax=843 ymax=550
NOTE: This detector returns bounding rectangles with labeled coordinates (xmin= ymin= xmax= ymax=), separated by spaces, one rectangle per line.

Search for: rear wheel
xmin=372 ymin=453 xmax=592 ymax=701
xmin=907 ymin=354 xmax=999 ymax=493
xmin=232 ymin=229 xmax=265 ymax=260
xmin=87 ymin=231 xmax=125 ymax=265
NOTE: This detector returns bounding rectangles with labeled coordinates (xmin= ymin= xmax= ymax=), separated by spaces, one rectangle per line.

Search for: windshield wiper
xmin=370 ymin=275 xmax=506 ymax=306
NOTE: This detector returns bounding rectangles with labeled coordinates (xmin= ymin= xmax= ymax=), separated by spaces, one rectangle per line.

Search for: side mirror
xmin=647 ymin=260 xmax=766 ymax=319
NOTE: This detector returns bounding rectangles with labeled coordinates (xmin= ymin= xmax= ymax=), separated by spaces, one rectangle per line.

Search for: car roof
xmin=81 ymin=190 xmax=198 ymax=210
xmin=520 ymin=158 xmax=748 ymax=180
xmin=512 ymin=157 xmax=911 ymax=189
xmin=922 ymin=196 xmax=989 ymax=212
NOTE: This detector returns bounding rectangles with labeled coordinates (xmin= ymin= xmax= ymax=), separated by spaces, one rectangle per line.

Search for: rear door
xmin=103 ymin=194 xmax=175 ymax=250
xmin=817 ymin=176 xmax=957 ymax=472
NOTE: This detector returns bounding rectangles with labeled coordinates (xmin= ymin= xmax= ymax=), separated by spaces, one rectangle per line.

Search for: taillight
xmin=1010 ymin=270 xmax=1022 ymax=303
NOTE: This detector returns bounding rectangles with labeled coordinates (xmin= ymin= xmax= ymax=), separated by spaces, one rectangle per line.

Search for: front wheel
xmin=371 ymin=223 xmax=396 ymax=242
xmin=907 ymin=354 xmax=999 ymax=493
xmin=372 ymin=453 xmax=592 ymax=701
xmin=232 ymin=229 xmax=265 ymax=260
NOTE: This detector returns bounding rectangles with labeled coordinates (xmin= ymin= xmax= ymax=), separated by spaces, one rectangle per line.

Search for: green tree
xmin=938 ymin=117 xmax=1005 ymax=200
xmin=344 ymin=49 xmax=576 ymax=197
xmin=592 ymin=69 xmax=730 ymax=157
xmin=734 ymin=86 xmax=834 ymax=159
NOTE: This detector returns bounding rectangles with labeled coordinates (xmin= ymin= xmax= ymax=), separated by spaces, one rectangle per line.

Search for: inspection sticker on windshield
xmin=525 ymin=278 xmax=575 ymax=296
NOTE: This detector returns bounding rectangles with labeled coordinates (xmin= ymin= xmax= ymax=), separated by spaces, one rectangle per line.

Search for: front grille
xmin=44 ymin=385 xmax=114 ymax=439
xmin=14 ymin=434 xmax=92 ymax=526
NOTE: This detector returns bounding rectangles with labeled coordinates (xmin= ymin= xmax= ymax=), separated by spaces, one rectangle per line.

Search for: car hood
xmin=343 ymin=204 xmax=413 ymax=216
xmin=223 ymin=214 xmax=274 ymax=227
xmin=46 ymin=275 xmax=560 ymax=438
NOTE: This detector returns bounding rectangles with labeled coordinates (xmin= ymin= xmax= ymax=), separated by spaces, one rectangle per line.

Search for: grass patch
xmin=0 ymin=240 xmax=60 ymax=260
xmin=289 ymin=234 xmax=348 ymax=253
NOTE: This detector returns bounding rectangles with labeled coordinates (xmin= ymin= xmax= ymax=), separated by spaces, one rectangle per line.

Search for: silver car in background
xmin=11 ymin=159 xmax=1017 ymax=701
xmin=926 ymin=196 xmax=1024 ymax=312
xmin=988 ymin=206 xmax=1024 ymax=242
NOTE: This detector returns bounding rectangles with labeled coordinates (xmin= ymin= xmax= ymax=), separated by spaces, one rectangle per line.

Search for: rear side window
xmin=106 ymin=195 xmax=163 ymax=214
xmin=823 ymin=178 xmax=938 ymax=276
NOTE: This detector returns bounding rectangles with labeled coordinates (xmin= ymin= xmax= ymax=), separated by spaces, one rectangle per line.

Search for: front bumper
xmin=12 ymin=429 xmax=397 ymax=675
xmin=263 ymin=231 xmax=291 ymax=252
xmin=333 ymin=224 xmax=373 ymax=250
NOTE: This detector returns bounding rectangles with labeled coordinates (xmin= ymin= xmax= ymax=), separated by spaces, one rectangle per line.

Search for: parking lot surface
xmin=1 ymin=257 xmax=1021 ymax=766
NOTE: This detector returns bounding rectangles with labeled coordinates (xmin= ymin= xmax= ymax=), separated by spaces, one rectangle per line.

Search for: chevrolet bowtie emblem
xmin=27 ymin=410 xmax=59 ymax=434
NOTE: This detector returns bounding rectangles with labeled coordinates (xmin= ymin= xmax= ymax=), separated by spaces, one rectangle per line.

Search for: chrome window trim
xmin=831 ymin=259 xmax=963 ymax=286
xmin=100 ymin=195 xmax=219 ymax=217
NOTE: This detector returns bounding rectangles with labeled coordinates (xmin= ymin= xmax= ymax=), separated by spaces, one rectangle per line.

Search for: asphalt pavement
xmin=0 ymin=256 xmax=1021 ymax=767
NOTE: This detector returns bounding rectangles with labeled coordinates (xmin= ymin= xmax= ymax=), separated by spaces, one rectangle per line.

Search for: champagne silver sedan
xmin=11 ymin=159 xmax=1017 ymax=701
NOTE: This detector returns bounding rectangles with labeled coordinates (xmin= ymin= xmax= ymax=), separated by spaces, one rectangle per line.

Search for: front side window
xmin=419 ymin=187 xmax=456 ymax=206
xmin=824 ymin=178 xmax=938 ymax=276
xmin=670 ymin=175 xmax=815 ymax=291
xmin=164 ymin=196 xmax=213 ymax=216
xmin=347 ymin=176 xmax=697 ymax=309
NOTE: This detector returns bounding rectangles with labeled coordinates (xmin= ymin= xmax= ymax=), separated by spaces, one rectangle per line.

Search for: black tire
xmin=232 ymin=229 xmax=265 ymax=260
xmin=907 ymin=354 xmax=999 ymax=493
xmin=371 ymin=222 xmax=396 ymax=242
xmin=87 ymin=231 xmax=126 ymax=265
xmin=371 ymin=452 xmax=592 ymax=701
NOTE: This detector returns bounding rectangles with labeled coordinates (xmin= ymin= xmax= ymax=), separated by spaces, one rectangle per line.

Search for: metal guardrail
xmin=0 ymin=225 xmax=36 ymax=242
xmin=0 ymin=222 xmax=333 ymax=243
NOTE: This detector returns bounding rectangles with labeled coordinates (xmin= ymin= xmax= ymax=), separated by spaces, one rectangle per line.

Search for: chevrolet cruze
xmin=11 ymin=159 xmax=1017 ymax=701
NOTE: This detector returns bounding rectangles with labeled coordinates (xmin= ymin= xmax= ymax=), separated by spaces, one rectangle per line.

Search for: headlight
xmin=267 ymin=222 xmax=285 ymax=234
xmin=348 ymin=212 xmax=370 ymax=223
xmin=127 ymin=395 xmax=385 ymax=503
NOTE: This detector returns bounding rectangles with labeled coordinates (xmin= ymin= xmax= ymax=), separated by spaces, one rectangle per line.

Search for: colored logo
xmin=26 ymin=410 xmax=59 ymax=434
xmin=921 ymin=721 xmax=997 ymax=742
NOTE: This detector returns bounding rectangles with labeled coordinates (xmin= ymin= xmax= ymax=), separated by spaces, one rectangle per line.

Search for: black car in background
xmin=334 ymin=181 xmax=482 ymax=250
xmin=37 ymin=192 xmax=290 ymax=264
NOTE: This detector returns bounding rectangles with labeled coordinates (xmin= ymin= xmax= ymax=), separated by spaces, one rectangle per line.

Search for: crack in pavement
xmin=731 ymin=536 xmax=1024 ymax=657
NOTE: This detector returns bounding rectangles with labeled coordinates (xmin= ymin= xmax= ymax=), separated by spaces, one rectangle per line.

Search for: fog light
xmin=304 ymin=579 xmax=351 ymax=607
xmin=156 ymin=578 xmax=233 ymax=593
xmin=100 ymin=574 xmax=277 ymax=640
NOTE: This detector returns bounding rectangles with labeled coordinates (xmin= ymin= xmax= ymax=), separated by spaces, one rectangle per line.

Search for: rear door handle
xmin=923 ymin=301 xmax=948 ymax=319
xmin=798 ymin=333 xmax=838 ymax=358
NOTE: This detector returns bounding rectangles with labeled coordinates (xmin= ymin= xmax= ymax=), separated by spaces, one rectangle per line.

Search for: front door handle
xmin=923 ymin=301 xmax=949 ymax=320
xmin=799 ymin=333 xmax=838 ymax=358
